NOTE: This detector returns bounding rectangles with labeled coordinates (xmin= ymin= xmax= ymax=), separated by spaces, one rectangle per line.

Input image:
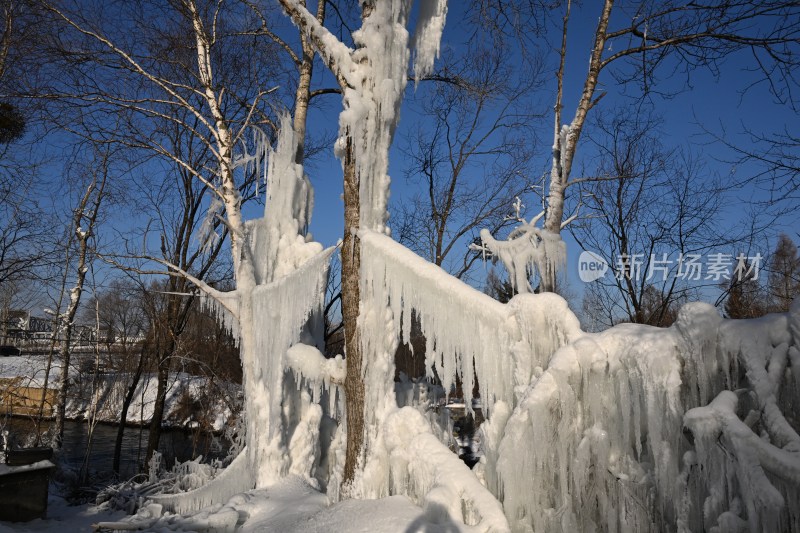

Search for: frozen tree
xmin=25 ymin=4 xmax=798 ymax=533
xmin=278 ymin=0 xmax=448 ymax=490
xmin=39 ymin=0 xmax=337 ymax=464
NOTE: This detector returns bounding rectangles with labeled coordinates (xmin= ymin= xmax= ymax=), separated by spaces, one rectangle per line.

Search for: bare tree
xmin=0 ymin=1 xmax=50 ymax=300
xmin=84 ymin=277 xmax=150 ymax=475
xmin=718 ymin=127 xmax=799 ymax=209
xmin=572 ymin=109 xmax=728 ymax=328
xmin=51 ymin=147 xmax=110 ymax=450
xmin=396 ymin=40 xmax=537 ymax=281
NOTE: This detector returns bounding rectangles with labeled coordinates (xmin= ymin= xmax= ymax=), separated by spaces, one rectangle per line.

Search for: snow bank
xmin=96 ymin=474 xmax=484 ymax=533
xmin=0 ymin=355 xmax=62 ymax=390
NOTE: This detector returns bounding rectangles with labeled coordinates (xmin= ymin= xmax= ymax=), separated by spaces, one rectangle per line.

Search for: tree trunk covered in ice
xmin=279 ymin=0 xmax=448 ymax=491
xmin=277 ymin=0 xmax=370 ymax=490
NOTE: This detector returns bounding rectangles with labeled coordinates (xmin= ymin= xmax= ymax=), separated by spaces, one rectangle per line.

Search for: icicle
xmin=197 ymin=196 xmax=223 ymax=252
xmin=244 ymin=246 xmax=334 ymax=485
xmin=412 ymin=0 xmax=448 ymax=85
xmin=201 ymin=292 xmax=240 ymax=342
xmin=359 ymin=230 xmax=579 ymax=419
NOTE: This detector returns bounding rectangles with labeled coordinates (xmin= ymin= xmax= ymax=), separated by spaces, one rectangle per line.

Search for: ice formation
xmin=140 ymin=2 xmax=792 ymax=531
xmin=492 ymin=301 xmax=800 ymax=532
xmin=356 ymin=224 xmax=800 ymax=532
xmin=282 ymin=0 xmax=448 ymax=234
xmin=477 ymin=223 xmax=566 ymax=293
xmin=245 ymin=245 xmax=333 ymax=485
xmin=353 ymin=229 xmax=581 ymax=530
xmin=152 ymin=112 xmax=334 ymax=514
xmin=287 ymin=343 xmax=345 ymax=411
xmin=360 ymin=229 xmax=580 ymax=415
xmin=246 ymin=112 xmax=318 ymax=283
xmin=379 ymin=407 xmax=508 ymax=531
xmin=149 ymin=448 xmax=251 ymax=515
xmin=411 ymin=0 xmax=448 ymax=84
xmin=356 ymin=237 xmax=799 ymax=533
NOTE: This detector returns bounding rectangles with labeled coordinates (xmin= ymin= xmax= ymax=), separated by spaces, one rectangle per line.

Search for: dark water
xmin=2 ymin=418 xmax=228 ymax=480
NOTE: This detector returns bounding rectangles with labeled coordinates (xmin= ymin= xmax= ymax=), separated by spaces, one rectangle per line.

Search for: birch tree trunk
xmin=52 ymin=168 xmax=107 ymax=450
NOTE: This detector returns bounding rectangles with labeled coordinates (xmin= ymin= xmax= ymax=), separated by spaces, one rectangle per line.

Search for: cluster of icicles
xmin=360 ymin=229 xmax=800 ymax=532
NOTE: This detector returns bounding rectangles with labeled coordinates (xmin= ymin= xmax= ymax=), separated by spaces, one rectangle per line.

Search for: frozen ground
xmin=0 ymin=475 xmax=473 ymax=532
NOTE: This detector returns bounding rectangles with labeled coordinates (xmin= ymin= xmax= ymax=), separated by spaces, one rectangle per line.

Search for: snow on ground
xmin=0 ymin=354 xmax=238 ymax=431
xmin=236 ymin=476 xmax=474 ymax=533
xmin=0 ymin=354 xmax=62 ymax=389
xmin=0 ymin=475 xmax=475 ymax=532
xmin=0 ymin=494 xmax=126 ymax=533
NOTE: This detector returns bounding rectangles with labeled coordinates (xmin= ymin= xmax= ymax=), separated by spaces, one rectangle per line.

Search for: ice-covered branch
xmin=148 ymin=256 xmax=239 ymax=319
xmin=360 ymin=230 xmax=579 ymax=415
xmin=277 ymin=0 xmax=356 ymax=89
xmin=476 ymin=218 xmax=565 ymax=294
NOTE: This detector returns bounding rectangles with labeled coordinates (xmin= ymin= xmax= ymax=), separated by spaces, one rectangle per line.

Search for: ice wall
xmin=495 ymin=301 xmax=800 ymax=532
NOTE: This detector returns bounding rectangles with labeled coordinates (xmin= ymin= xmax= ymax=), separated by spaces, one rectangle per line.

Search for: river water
xmin=2 ymin=418 xmax=228 ymax=480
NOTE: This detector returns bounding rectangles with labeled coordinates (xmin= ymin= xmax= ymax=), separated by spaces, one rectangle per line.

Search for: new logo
xmin=578 ymin=251 xmax=608 ymax=282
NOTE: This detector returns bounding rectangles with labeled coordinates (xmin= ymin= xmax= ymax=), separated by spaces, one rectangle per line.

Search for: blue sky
xmin=293 ymin=2 xmax=796 ymax=306
xmin=21 ymin=1 xmax=794 ymax=315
